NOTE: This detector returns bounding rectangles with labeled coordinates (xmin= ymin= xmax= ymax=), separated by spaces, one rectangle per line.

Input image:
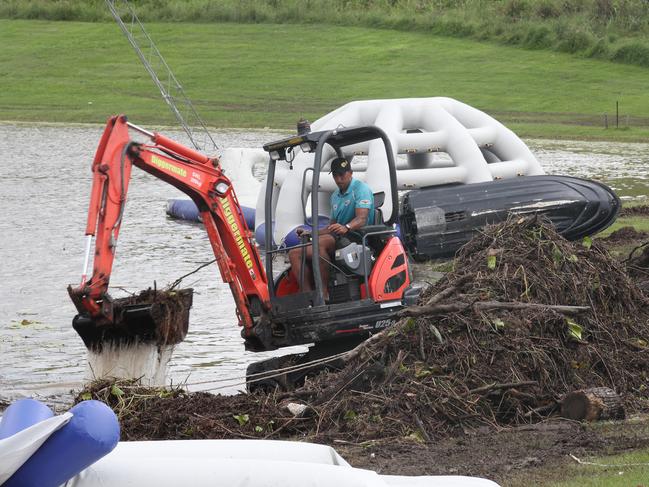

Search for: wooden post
xmin=561 ymin=387 xmax=625 ymax=421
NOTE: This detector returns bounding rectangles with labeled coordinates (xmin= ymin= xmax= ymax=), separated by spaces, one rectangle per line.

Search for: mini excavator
xmin=69 ymin=115 xmax=422 ymax=389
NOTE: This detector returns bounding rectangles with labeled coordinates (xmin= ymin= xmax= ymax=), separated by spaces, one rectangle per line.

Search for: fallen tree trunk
xmin=399 ymin=300 xmax=590 ymax=318
xmin=560 ymin=387 xmax=625 ymax=421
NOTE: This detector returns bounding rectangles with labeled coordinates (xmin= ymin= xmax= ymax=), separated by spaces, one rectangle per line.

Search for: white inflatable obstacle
xmin=166 ymin=147 xmax=263 ymax=223
xmin=166 ymin=97 xmax=543 ymax=248
xmin=255 ymin=97 xmax=544 ymax=247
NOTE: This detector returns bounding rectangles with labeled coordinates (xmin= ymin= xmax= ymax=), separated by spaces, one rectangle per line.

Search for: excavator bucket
xmin=69 ymin=287 xmax=193 ymax=353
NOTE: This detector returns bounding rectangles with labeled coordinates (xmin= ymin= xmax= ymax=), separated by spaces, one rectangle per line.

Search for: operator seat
xmin=373 ymin=191 xmax=385 ymax=225
xmin=351 ymin=191 xmax=394 ymax=253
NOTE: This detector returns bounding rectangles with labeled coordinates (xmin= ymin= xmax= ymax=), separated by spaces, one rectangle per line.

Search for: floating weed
xmin=8 ymin=319 xmax=43 ymax=329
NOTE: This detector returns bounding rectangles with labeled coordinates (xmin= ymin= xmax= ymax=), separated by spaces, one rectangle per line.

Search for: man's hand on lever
xmin=296 ymin=227 xmax=313 ymax=241
xmin=327 ymin=223 xmax=350 ymax=236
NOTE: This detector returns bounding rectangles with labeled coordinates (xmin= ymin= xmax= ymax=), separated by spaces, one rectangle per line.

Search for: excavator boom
xmin=69 ymin=115 xmax=269 ymax=350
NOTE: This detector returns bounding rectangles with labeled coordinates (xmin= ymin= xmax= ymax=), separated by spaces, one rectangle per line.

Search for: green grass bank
xmin=2 ymin=19 xmax=649 ymax=140
xmin=508 ymin=416 xmax=649 ymax=486
xmin=2 ymin=0 xmax=649 ymax=69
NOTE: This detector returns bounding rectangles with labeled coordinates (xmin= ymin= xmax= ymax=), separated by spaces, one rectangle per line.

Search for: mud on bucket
xmin=71 ymin=288 xmax=193 ymax=353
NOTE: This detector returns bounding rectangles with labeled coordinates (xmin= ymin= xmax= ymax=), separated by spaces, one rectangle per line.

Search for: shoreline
xmin=2 ymin=20 xmax=649 ymax=144
xmin=1 ymin=119 xmax=647 ymax=144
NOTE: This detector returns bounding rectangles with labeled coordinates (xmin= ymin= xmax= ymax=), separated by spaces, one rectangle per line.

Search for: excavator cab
xmin=263 ymin=126 xmax=403 ymax=300
xmin=244 ymin=127 xmax=421 ymax=387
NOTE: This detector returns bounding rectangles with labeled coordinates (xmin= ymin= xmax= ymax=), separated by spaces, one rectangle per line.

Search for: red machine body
xmin=70 ymin=115 xmax=268 ymax=338
xmin=69 ymin=116 xmax=418 ymax=380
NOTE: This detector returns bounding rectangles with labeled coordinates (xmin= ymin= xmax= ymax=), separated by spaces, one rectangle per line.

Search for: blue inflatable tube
xmin=166 ymin=198 xmax=256 ymax=229
xmin=0 ymin=398 xmax=54 ymax=439
xmin=5 ymin=400 xmax=120 ymax=487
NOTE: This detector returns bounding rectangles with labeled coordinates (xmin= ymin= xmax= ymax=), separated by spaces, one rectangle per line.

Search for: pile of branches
xmin=76 ymin=379 xmax=299 ymax=441
xmin=80 ymin=217 xmax=649 ymax=443
xmin=295 ymin=217 xmax=649 ymax=442
xmin=623 ymin=240 xmax=649 ymax=295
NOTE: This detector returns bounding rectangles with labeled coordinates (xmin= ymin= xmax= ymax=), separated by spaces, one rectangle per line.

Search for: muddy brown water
xmin=1 ymin=124 xmax=648 ymax=406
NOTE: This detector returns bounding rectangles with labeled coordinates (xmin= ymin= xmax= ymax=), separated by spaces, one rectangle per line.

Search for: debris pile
xmin=79 ymin=218 xmax=649 ymax=443
xmin=112 ymin=287 xmax=193 ymax=347
xmin=619 ymin=205 xmax=649 ymax=218
xmin=604 ymin=226 xmax=649 ymax=243
xmin=624 ymin=241 xmax=649 ymax=295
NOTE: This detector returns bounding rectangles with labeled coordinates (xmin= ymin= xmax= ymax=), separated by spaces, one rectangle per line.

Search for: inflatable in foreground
xmin=0 ymin=399 xmax=119 ymax=487
xmin=0 ymin=398 xmax=500 ymax=486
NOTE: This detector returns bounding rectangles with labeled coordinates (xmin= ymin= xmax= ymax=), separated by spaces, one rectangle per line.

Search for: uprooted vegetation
xmin=78 ymin=217 xmax=649 ymax=443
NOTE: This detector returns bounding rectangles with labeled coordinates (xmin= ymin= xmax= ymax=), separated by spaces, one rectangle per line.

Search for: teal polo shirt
xmin=330 ymin=178 xmax=375 ymax=226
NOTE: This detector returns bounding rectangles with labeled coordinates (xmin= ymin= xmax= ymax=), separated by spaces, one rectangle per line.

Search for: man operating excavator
xmin=288 ymin=157 xmax=375 ymax=300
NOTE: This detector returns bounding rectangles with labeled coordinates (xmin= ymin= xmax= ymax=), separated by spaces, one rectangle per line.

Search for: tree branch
xmin=399 ymin=300 xmax=589 ymax=318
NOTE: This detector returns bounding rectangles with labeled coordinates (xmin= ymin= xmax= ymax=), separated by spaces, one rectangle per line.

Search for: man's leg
xmin=288 ymin=245 xmax=314 ymax=292
xmin=318 ymin=235 xmax=336 ymax=300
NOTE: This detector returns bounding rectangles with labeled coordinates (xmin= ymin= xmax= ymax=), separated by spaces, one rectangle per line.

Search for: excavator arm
xmin=69 ymin=115 xmax=269 ymax=345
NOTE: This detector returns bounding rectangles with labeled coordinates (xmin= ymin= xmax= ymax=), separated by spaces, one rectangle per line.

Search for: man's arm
xmin=347 ymin=184 xmax=373 ymax=230
xmin=297 ymin=218 xmax=337 ymax=236
xmin=346 ymin=208 xmax=370 ymax=231
xmin=328 ymin=208 xmax=369 ymax=235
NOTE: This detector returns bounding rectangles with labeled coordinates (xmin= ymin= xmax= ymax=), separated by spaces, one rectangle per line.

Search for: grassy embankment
xmin=512 ymin=433 xmax=649 ymax=486
xmin=1 ymin=19 xmax=648 ymax=140
xmin=509 ymin=415 xmax=649 ymax=486
xmin=2 ymin=0 xmax=649 ymax=68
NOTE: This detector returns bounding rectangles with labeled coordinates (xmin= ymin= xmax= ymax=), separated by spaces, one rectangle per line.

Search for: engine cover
xmin=335 ymin=242 xmax=373 ymax=276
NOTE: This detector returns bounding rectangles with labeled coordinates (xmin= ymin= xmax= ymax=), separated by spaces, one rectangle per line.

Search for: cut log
xmin=560 ymin=387 xmax=625 ymax=421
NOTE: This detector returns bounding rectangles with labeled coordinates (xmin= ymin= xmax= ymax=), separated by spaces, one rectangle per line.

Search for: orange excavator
xmin=68 ymin=115 xmax=421 ymax=388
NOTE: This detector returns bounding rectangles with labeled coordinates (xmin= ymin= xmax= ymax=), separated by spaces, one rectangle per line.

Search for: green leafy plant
xmin=566 ymin=318 xmax=583 ymax=341
xmin=110 ymin=384 xmax=124 ymax=398
xmin=344 ymin=410 xmax=358 ymax=420
xmin=233 ymin=413 xmax=250 ymax=426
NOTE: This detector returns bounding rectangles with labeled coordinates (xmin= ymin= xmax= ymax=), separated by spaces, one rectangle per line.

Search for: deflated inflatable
xmin=400 ymin=175 xmax=621 ymax=259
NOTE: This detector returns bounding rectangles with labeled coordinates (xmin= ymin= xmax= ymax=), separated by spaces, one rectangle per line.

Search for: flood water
xmin=1 ymin=124 xmax=648 ymax=406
